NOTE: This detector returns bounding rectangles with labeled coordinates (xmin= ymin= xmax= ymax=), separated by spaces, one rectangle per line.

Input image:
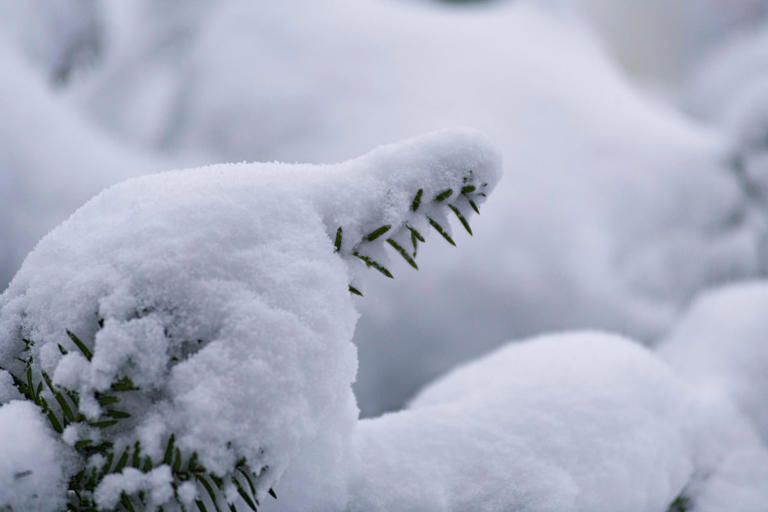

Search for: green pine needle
xmin=667 ymin=495 xmax=692 ymax=512
xmin=97 ymin=395 xmax=120 ymax=406
xmin=410 ymin=189 xmax=423 ymax=211
xmin=47 ymin=410 xmax=64 ymax=433
xmin=75 ymin=439 xmax=93 ymax=451
xmin=111 ymin=377 xmax=138 ymax=392
xmin=348 ymin=285 xmax=363 ymax=296
xmin=434 ymin=189 xmax=453 ymax=202
xmin=164 ymin=434 xmax=176 ymax=465
xmin=66 ymin=330 xmax=92 ymax=361
xmin=131 ymin=442 xmax=141 ymax=468
xmin=106 ymin=409 xmax=131 ymax=419
xmin=448 ymin=205 xmax=472 ymax=235
xmin=427 ymin=217 xmax=456 ymax=246
xmin=237 ymin=468 xmax=257 ymax=497
xmin=173 ymin=447 xmax=182 ymax=473
xmin=353 ymin=252 xmax=394 ymax=278
xmin=233 ymin=477 xmax=258 ymax=511
xmin=114 ymin=446 xmax=131 ymax=473
xmin=197 ymin=476 xmax=223 ymax=512
xmin=120 ymin=492 xmax=138 ymax=512
xmin=386 ymin=239 xmax=418 ymax=270
xmin=101 ymin=452 xmax=115 ymax=476
xmin=363 ymin=224 xmax=391 ymax=242
xmin=333 ymin=227 xmax=342 ymax=253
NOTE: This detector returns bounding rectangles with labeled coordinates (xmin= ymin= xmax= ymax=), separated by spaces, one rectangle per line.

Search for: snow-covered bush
xmin=0 ymin=129 xmax=501 ymax=511
xmin=339 ymin=329 xmax=768 ymax=512
xmin=349 ymin=332 xmax=698 ymax=512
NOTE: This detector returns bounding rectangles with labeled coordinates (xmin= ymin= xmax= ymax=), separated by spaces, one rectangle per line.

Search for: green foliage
xmin=338 ymin=170 xmax=488 ymax=294
xmin=666 ymin=494 xmax=692 ymax=512
xmin=1 ymin=327 xmax=276 ymax=512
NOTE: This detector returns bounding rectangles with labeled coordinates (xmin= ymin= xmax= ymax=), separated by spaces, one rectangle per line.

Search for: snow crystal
xmin=0 ymin=401 xmax=72 ymax=512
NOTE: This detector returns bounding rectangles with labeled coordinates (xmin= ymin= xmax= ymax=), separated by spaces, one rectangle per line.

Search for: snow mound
xmin=0 ymin=128 xmax=500 ymax=508
xmin=0 ymin=400 xmax=72 ymax=512
xmin=658 ymin=281 xmax=768 ymax=444
xmin=348 ymin=332 xmax=696 ymax=512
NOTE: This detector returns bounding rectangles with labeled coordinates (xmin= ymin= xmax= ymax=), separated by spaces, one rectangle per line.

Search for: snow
xmin=658 ymin=281 xmax=768 ymax=445
xmin=338 ymin=332 xmax=768 ymax=512
xmin=686 ymin=26 xmax=768 ymax=127
xmin=573 ymin=0 xmax=768 ymax=82
xmin=0 ymin=401 xmax=72 ymax=512
xmin=0 ymin=40 xmax=163 ymax=289
xmin=682 ymin=395 xmax=768 ymax=512
xmin=2 ymin=0 xmax=764 ymax=418
xmin=1 ymin=1 xmax=768 ymax=510
xmin=347 ymin=333 xmax=689 ymax=512
xmin=280 ymin=0 xmax=759 ymax=415
xmin=94 ymin=466 xmax=174 ymax=510
xmin=0 ymin=128 xmax=500 ymax=508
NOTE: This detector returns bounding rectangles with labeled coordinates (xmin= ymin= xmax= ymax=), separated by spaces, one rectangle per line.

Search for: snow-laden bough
xmin=0 ymin=128 xmax=502 ymax=511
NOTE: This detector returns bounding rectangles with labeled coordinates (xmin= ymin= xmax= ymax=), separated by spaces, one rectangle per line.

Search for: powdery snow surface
xmin=345 ymin=333 xmax=695 ymax=512
xmin=0 ymin=400 xmax=72 ymax=512
xmin=655 ymin=282 xmax=768 ymax=512
xmin=0 ymin=129 xmax=501 ymax=508
xmin=337 ymin=331 xmax=768 ymax=512
xmin=658 ymin=281 xmax=768 ymax=444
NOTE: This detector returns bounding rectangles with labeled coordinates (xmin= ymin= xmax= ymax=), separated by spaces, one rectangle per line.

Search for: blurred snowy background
xmin=3 ymin=0 xmax=768 ymax=420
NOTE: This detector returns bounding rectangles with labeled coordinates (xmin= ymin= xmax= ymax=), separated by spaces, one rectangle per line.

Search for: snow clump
xmin=347 ymin=332 xmax=696 ymax=512
xmin=0 ymin=128 xmax=501 ymax=509
xmin=0 ymin=400 xmax=73 ymax=512
xmin=658 ymin=281 xmax=768 ymax=444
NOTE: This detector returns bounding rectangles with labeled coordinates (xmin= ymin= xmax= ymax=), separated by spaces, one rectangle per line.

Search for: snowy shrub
xmin=344 ymin=330 xmax=768 ymax=512
xmin=0 ymin=129 xmax=501 ymax=511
